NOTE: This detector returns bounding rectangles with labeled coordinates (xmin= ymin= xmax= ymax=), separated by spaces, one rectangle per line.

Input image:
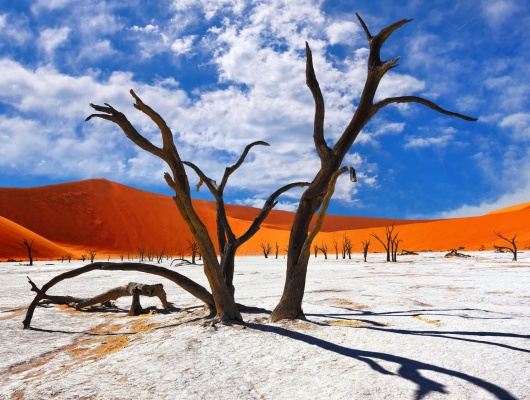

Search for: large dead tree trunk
xmin=23 ymin=262 xmax=214 ymax=329
xmin=269 ymin=14 xmax=476 ymax=322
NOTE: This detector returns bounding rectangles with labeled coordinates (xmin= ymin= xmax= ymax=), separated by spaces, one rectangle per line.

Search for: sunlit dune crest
xmin=0 ymin=178 xmax=528 ymax=260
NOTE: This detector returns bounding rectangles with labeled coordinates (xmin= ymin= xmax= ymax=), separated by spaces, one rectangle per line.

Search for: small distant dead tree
xmin=87 ymin=250 xmax=97 ymax=263
xmin=493 ymin=231 xmax=517 ymax=261
xmin=260 ymin=243 xmax=272 ymax=258
xmin=371 ymin=224 xmax=397 ymax=262
xmin=343 ymin=235 xmax=353 ymax=259
xmin=80 ymin=254 xmax=86 ymax=262
xmin=319 ymin=241 xmax=328 ymax=260
xmin=156 ymin=248 xmax=165 ymax=264
xmin=65 ymin=253 xmax=72 ymax=263
xmin=313 ymin=243 xmax=319 ymax=258
xmin=361 ymin=239 xmax=371 ymax=262
xmin=391 ymin=233 xmax=403 ymax=262
xmin=275 ymin=242 xmax=279 ymax=259
xmin=479 ymin=244 xmax=486 ymax=251
xmin=22 ymin=238 xmax=34 ymax=266
xmin=138 ymin=247 xmax=145 ymax=262
xmin=332 ymin=239 xmax=339 ymax=259
xmin=187 ymin=239 xmax=200 ymax=265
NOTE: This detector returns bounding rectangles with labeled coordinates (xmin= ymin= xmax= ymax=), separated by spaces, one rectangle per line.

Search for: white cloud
xmin=480 ymin=0 xmax=518 ymax=27
xmin=171 ymin=36 xmax=196 ymax=55
xmin=326 ymin=20 xmax=359 ymax=45
xmin=499 ymin=112 xmax=530 ymax=141
xmin=38 ymin=27 xmax=71 ymax=56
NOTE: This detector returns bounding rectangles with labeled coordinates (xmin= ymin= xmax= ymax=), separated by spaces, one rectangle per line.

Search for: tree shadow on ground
xmin=308 ymin=305 xmax=513 ymax=320
xmin=243 ymin=321 xmax=517 ymax=400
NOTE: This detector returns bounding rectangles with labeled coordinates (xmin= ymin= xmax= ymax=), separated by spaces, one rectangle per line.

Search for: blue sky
xmin=0 ymin=0 xmax=529 ymax=219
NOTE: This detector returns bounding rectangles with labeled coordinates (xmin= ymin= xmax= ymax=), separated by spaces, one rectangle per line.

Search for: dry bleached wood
xmin=29 ymin=278 xmax=169 ymax=309
xmin=23 ymin=262 xmax=215 ymax=329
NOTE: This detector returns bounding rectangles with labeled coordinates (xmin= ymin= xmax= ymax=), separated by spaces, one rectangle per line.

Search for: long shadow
xmin=356 ymin=326 xmax=530 ymax=354
xmin=307 ymin=305 xmax=512 ymax=320
xmin=243 ymin=322 xmax=517 ymax=400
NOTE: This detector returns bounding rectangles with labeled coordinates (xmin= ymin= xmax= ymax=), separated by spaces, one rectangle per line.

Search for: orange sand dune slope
xmin=0 ymin=216 xmax=71 ymax=260
xmin=0 ymin=178 xmax=529 ymax=258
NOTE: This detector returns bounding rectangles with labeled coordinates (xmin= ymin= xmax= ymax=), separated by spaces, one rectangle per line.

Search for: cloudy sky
xmin=1 ymin=0 xmax=529 ymax=219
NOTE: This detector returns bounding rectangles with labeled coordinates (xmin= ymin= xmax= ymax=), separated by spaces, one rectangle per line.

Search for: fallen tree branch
xmin=29 ymin=278 xmax=169 ymax=310
xmin=23 ymin=262 xmax=214 ymax=329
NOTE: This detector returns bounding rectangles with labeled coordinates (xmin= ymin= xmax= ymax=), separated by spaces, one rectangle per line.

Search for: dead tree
xmin=23 ymin=262 xmax=215 ymax=329
xmin=183 ymin=142 xmax=309 ymax=295
xmin=155 ymin=248 xmax=165 ymax=264
xmin=332 ymin=239 xmax=339 ymax=259
xmin=22 ymin=238 xmax=34 ymax=266
xmin=87 ymin=250 xmax=97 ymax=263
xmin=88 ymin=93 xmax=242 ymax=321
xmin=270 ymin=14 xmax=476 ymax=321
xmin=493 ymin=231 xmax=518 ymax=261
xmin=342 ymin=235 xmax=353 ymax=259
xmin=260 ymin=243 xmax=272 ymax=258
xmin=391 ymin=233 xmax=403 ymax=262
xmin=313 ymin=243 xmax=319 ymax=258
xmin=319 ymin=241 xmax=328 ymax=260
xmin=371 ymin=224 xmax=396 ymax=262
xmin=138 ymin=247 xmax=145 ymax=262
xmin=362 ymin=239 xmax=371 ymax=262
xmin=187 ymin=239 xmax=200 ymax=264
xmin=275 ymin=242 xmax=279 ymax=259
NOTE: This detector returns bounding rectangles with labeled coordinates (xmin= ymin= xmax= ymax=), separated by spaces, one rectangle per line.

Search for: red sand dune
xmin=0 ymin=178 xmax=529 ymax=260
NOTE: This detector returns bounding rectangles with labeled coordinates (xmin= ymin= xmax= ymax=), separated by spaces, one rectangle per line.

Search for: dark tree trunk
xmin=270 ymin=14 xmax=476 ymax=322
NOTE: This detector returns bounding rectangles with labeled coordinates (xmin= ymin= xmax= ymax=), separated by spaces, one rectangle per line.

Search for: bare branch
xmin=183 ymin=161 xmax=220 ymax=196
xmin=219 ymin=141 xmax=270 ymax=192
xmin=374 ymin=96 xmax=477 ymax=121
xmin=86 ymin=103 xmax=164 ymax=159
xmin=237 ymin=181 xmax=310 ymax=246
xmin=355 ymin=13 xmax=373 ymax=41
xmin=305 ymin=42 xmax=331 ymax=161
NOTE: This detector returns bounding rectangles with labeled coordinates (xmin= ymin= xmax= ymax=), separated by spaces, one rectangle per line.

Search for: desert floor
xmin=0 ymin=252 xmax=529 ymax=399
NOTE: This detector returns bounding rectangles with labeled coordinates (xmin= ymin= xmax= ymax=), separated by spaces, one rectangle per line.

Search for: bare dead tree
xmin=371 ymin=224 xmax=396 ymax=262
xmin=87 ymin=250 xmax=97 ymax=263
xmin=319 ymin=241 xmax=328 ymax=260
xmin=22 ymin=238 xmax=34 ymax=266
xmin=275 ymin=242 xmax=279 ymax=259
xmin=156 ymin=247 xmax=165 ymax=264
xmin=343 ymin=235 xmax=353 ymax=260
xmin=138 ymin=247 xmax=145 ymax=262
xmin=187 ymin=239 xmax=200 ymax=265
xmin=362 ymin=239 xmax=371 ymax=262
xmin=313 ymin=243 xmax=319 ymax=258
xmin=270 ymin=14 xmax=476 ymax=321
xmin=493 ymin=231 xmax=518 ymax=261
xmin=391 ymin=233 xmax=403 ymax=262
xmin=260 ymin=243 xmax=272 ymax=258
xmin=80 ymin=254 xmax=86 ymax=262
xmin=332 ymin=239 xmax=339 ymax=259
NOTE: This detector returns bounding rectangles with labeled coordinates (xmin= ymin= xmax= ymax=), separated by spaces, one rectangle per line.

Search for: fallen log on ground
xmin=28 ymin=277 xmax=169 ymax=311
xmin=22 ymin=262 xmax=215 ymax=329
